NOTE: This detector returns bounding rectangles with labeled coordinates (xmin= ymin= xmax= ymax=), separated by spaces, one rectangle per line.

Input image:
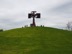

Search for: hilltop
xmin=0 ymin=27 xmax=72 ymax=54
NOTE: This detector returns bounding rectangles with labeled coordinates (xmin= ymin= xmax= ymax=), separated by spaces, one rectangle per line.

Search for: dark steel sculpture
xmin=28 ymin=11 xmax=41 ymax=27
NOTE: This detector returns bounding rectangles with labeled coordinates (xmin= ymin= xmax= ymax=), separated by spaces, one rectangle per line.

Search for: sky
xmin=0 ymin=0 xmax=72 ymax=30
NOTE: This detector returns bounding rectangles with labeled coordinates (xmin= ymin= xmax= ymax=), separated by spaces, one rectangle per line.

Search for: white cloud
xmin=0 ymin=0 xmax=72 ymax=30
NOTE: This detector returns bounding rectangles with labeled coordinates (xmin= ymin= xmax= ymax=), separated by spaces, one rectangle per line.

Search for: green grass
xmin=0 ymin=27 xmax=72 ymax=54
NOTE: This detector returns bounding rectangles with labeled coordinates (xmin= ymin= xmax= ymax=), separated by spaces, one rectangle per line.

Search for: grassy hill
xmin=0 ymin=27 xmax=72 ymax=54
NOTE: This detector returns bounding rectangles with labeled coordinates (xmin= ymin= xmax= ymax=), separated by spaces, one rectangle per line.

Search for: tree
xmin=67 ymin=21 xmax=72 ymax=31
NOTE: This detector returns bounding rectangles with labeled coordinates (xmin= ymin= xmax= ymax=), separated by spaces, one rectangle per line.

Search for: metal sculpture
xmin=28 ymin=11 xmax=41 ymax=27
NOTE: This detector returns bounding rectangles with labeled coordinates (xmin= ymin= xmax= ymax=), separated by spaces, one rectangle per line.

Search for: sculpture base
xmin=30 ymin=23 xmax=36 ymax=27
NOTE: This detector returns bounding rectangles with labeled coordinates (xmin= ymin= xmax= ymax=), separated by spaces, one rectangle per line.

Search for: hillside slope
xmin=0 ymin=27 xmax=72 ymax=54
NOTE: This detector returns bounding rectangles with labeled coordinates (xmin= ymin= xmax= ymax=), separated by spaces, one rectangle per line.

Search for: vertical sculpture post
xmin=32 ymin=11 xmax=36 ymax=26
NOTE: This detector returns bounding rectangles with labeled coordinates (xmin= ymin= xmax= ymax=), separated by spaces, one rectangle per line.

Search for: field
xmin=0 ymin=27 xmax=72 ymax=54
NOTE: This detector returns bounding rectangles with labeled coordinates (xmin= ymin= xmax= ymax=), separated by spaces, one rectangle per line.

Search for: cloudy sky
xmin=0 ymin=0 xmax=72 ymax=30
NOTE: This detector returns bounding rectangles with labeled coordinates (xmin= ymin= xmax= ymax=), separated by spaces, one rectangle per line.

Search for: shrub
xmin=0 ymin=29 xmax=3 ymax=32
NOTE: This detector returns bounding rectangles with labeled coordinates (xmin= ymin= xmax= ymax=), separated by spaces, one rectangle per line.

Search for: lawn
xmin=0 ymin=27 xmax=72 ymax=54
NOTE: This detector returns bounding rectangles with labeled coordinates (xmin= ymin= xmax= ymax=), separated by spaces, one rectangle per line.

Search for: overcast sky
xmin=0 ymin=0 xmax=72 ymax=30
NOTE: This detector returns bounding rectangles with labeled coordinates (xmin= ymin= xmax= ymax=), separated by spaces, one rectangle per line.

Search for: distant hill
xmin=0 ymin=27 xmax=72 ymax=54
